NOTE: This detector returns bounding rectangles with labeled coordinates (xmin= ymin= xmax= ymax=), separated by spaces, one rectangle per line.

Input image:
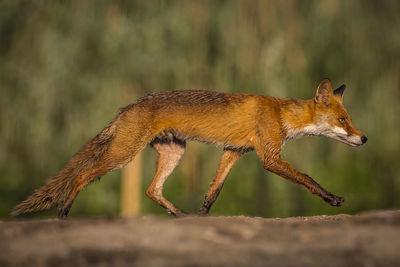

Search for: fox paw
xmin=325 ymin=194 xmax=345 ymax=206
xmin=198 ymin=207 xmax=210 ymax=217
xmin=167 ymin=208 xmax=189 ymax=217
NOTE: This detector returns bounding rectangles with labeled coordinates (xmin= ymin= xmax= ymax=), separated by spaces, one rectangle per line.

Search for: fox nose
xmin=361 ymin=136 xmax=368 ymax=144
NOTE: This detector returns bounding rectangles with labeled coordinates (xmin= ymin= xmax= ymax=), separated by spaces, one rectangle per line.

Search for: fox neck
xmin=280 ymin=99 xmax=321 ymax=141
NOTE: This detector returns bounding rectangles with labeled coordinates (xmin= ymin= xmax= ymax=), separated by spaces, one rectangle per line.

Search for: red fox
xmin=11 ymin=79 xmax=367 ymax=218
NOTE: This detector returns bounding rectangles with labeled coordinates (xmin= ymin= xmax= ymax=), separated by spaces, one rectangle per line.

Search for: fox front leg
xmin=250 ymin=132 xmax=344 ymax=206
xmin=263 ymin=155 xmax=345 ymax=206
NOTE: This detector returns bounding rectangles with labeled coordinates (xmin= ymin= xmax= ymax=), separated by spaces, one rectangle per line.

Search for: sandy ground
xmin=1 ymin=210 xmax=399 ymax=267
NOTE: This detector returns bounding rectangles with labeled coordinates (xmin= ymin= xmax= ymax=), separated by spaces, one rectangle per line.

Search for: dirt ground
xmin=1 ymin=210 xmax=399 ymax=267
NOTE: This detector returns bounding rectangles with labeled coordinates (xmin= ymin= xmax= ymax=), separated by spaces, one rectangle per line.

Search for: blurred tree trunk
xmin=121 ymin=152 xmax=142 ymax=217
xmin=182 ymin=144 xmax=201 ymax=211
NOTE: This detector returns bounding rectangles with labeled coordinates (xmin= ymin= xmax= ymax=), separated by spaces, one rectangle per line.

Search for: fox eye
xmin=338 ymin=118 xmax=346 ymax=124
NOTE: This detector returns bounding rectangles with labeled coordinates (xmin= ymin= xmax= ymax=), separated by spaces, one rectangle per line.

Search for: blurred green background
xmin=1 ymin=0 xmax=399 ymax=218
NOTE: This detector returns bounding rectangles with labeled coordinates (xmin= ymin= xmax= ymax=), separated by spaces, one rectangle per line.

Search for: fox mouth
xmin=336 ymin=135 xmax=364 ymax=147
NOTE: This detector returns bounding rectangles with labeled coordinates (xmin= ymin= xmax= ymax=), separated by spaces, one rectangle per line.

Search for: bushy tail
xmin=10 ymin=119 xmax=118 ymax=216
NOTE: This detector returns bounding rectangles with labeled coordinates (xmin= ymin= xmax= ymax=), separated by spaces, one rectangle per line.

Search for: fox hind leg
xmin=146 ymin=138 xmax=187 ymax=216
xmin=198 ymin=149 xmax=242 ymax=216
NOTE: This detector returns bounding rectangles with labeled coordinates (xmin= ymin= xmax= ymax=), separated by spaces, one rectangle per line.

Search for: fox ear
xmin=333 ymin=84 xmax=346 ymax=102
xmin=315 ymin=78 xmax=333 ymax=105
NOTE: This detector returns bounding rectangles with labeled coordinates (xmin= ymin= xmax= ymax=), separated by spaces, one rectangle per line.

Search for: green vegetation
xmin=1 ymin=0 xmax=399 ymax=218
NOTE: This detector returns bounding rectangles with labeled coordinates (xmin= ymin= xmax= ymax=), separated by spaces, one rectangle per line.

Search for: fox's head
xmin=311 ymin=79 xmax=367 ymax=146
